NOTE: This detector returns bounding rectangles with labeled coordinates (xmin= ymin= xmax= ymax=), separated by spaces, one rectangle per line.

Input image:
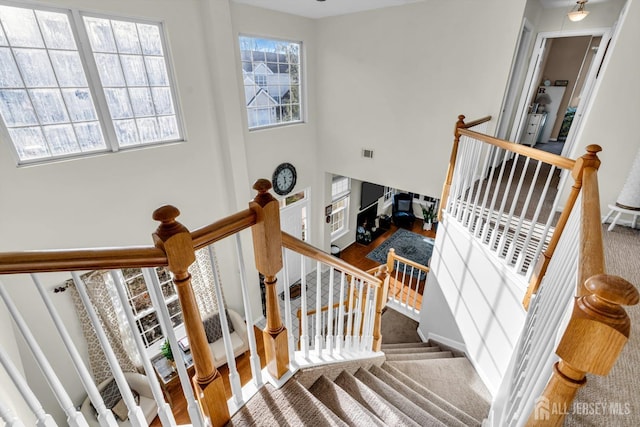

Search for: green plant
xmin=160 ymin=339 xmax=174 ymax=361
xmin=422 ymin=204 xmax=435 ymax=223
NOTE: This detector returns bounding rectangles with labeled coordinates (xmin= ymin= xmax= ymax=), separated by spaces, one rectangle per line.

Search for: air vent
xmin=362 ymin=149 xmax=374 ymax=159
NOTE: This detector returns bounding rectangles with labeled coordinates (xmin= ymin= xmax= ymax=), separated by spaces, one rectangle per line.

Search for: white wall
xmin=570 ymin=0 xmax=640 ymax=214
xmin=315 ymin=0 xmax=528 ymax=200
xmin=419 ymin=217 xmax=527 ymax=395
xmin=0 ymin=0 xmax=254 ymax=422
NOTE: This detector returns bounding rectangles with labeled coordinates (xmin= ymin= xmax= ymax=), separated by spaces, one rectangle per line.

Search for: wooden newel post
xmin=526 ymin=274 xmax=639 ymax=426
xmin=439 ymin=114 xmax=466 ymax=222
xmin=372 ymin=266 xmax=389 ymax=352
xmin=152 ymin=205 xmax=230 ymax=427
xmin=249 ymin=179 xmax=289 ymax=379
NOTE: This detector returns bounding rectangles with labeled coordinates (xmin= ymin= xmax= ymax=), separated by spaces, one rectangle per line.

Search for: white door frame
xmin=509 ymin=27 xmax=612 ymax=158
xmin=278 ymin=189 xmax=311 ymax=293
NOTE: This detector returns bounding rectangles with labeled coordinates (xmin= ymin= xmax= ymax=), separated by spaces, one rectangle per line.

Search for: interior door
xmin=278 ymin=194 xmax=309 ymax=294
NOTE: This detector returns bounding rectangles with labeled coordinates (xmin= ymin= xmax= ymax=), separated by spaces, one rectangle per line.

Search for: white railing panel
xmin=496 ymin=194 xmax=581 ymax=427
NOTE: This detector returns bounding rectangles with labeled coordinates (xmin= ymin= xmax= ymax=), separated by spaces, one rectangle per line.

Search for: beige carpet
xmin=380 ymin=308 xmax=421 ymax=344
xmin=565 ymin=225 xmax=640 ymax=427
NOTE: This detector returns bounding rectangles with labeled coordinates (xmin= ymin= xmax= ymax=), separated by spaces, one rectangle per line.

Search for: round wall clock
xmin=272 ymin=163 xmax=297 ymax=195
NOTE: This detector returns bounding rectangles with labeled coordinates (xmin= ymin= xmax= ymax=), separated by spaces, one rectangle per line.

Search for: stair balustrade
xmin=0 ymin=179 xmax=384 ymax=426
xmin=441 ymin=116 xmax=638 ymax=426
xmin=384 ymin=248 xmax=429 ymax=320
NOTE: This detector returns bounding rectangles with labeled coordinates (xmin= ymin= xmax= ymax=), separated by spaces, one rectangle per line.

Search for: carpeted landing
xmin=227 ymin=341 xmax=491 ymax=426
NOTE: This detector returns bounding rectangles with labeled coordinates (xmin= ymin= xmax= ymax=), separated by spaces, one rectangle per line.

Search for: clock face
xmin=272 ymin=163 xmax=297 ymax=195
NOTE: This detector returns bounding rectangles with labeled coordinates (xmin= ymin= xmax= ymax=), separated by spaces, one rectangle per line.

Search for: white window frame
xmin=330 ymin=176 xmax=350 ymax=240
xmin=383 ymin=186 xmax=397 ymax=207
xmin=0 ymin=3 xmax=183 ymax=165
xmin=238 ymin=34 xmax=303 ymax=131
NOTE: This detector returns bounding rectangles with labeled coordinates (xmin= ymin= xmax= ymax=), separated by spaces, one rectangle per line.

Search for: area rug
xmin=366 ymin=229 xmax=434 ymax=269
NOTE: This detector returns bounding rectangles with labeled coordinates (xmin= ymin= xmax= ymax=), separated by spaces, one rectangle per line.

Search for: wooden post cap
xmin=585 ymin=274 xmax=639 ymax=306
xmin=152 ymin=205 xmax=189 ymax=242
xmin=585 ymin=144 xmax=602 ymax=155
xmin=252 ymin=179 xmax=276 ymax=208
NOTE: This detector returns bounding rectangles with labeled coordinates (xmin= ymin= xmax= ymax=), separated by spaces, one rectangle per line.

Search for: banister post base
xmin=263 ymin=327 xmax=290 ymax=379
xmin=193 ymin=372 xmax=230 ymax=427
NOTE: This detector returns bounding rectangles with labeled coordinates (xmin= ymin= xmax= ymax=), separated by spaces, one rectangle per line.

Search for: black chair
xmin=392 ymin=193 xmax=416 ymax=228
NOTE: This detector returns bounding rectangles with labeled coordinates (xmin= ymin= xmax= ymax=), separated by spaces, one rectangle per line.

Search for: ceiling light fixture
xmin=568 ymin=0 xmax=590 ymax=22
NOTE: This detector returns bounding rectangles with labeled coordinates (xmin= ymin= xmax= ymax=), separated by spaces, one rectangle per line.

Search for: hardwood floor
xmin=150 ymin=219 xmax=435 ymax=424
xmin=340 ymin=219 xmax=436 ymax=311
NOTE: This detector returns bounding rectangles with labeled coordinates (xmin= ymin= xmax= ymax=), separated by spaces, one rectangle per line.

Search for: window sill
xmin=331 ymin=228 xmax=350 ymax=243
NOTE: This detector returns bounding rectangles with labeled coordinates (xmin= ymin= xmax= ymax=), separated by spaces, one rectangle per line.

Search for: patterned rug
xmin=366 ymin=229 xmax=435 ymax=268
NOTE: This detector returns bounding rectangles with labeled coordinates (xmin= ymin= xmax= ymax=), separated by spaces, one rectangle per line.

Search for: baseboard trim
xmin=425 ymin=332 xmax=467 ymax=353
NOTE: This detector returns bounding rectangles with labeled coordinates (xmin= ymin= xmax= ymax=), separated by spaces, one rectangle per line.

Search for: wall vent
xmin=362 ymin=149 xmax=374 ymax=159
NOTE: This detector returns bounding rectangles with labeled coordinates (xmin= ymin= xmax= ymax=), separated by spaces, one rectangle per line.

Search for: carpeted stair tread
xmin=368 ymin=365 xmax=469 ymax=427
xmin=333 ymin=371 xmax=421 ymax=427
xmin=385 ymin=350 xmax=453 ymax=361
xmin=227 ymin=379 xmax=347 ymax=427
xmin=309 ymin=375 xmax=386 ymax=427
xmin=381 ymin=342 xmax=436 ymax=349
xmin=380 ymin=362 xmax=481 ymax=426
xmin=353 ymin=368 xmax=446 ymax=426
xmin=382 ymin=346 xmax=443 ymax=354
xmin=387 ymin=357 xmax=491 ymax=422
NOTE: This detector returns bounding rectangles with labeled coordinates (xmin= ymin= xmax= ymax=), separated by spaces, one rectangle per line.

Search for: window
xmin=383 ymin=186 xmax=397 ymax=205
xmin=0 ymin=4 xmax=180 ymax=164
xmin=120 ymin=266 xmax=181 ymax=348
xmin=330 ymin=176 xmax=350 ymax=238
xmin=239 ymin=36 xmax=301 ymax=129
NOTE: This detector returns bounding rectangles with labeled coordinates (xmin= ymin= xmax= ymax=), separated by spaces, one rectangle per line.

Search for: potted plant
xmin=422 ymin=204 xmax=435 ymax=231
xmin=160 ymin=339 xmax=175 ymax=370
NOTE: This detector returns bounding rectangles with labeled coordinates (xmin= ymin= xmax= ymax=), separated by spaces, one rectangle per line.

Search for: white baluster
xmin=144 ymin=269 xmax=204 ymax=427
xmin=353 ymin=279 xmax=365 ymax=350
xmin=108 ymin=271 xmax=176 ymax=427
xmin=405 ymin=266 xmax=415 ymax=308
xmin=0 ymin=346 xmax=56 ymax=427
xmin=481 ymin=148 xmax=511 ymax=244
xmin=299 ymin=254 xmax=309 ymax=359
xmin=315 ymin=261 xmax=323 ymax=357
xmin=0 ymin=400 xmax=26 ymax=427
xmin=344 ymin=276 xmax=355 ymax=352
xmin=280 ymin=246 xmax=296 ymax=370
xmin=489 ymin=154 xmax=521 ymax=252
xmin=335 ymin=272 xmax=347 ymax=354
xmin=326 ymin=267 xmax=335 ymax=355
xmin=32 ymin=274 xmax=118 ymax=427
xmin=497 ymin=157 xmax=532 ymax=258
xmin=392 ymin=261 xmax=400 ymax=305
xmin=359 ymin=285 xmax=371 ymax=352
xmin=0 ymin=285 xmax=88 ymax=427
xmin=412 ymin=273 xmax=421 ymax=312
xmin=238 ymin=235 xmax=266 ymax=383
xmin=206 ymin=245 xmax=243 ymax=408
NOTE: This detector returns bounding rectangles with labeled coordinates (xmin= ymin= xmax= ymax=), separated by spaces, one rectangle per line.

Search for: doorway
xmin=277 ymin=189 xmax=310 ymax=294
xmin=510 ymin=28 xmax=611 ymax=159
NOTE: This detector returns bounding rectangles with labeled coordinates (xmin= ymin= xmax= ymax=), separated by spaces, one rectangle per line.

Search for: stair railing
xmin=384 ymin=248 xmax=429 ymax=320
xmin=439 ymin=115 xmax=581 ymax=288
xmin=0 ymin=179 xmax=384 ymax=426
xmin=521 ymin=146 xmax=639 ymax=426
xmin=281 ymin=232 xmax=385 ymax=360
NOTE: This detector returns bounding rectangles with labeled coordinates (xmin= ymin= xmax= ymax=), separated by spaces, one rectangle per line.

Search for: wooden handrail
xmin=461 ymin=115 xmax=492 ymax=129
xmin=385 ymin=248 xmax=430 ymax=274
xmin=191 ymin=209 xmax=257 ymax=250
xmin=0 ymin=246 xmax=167 ymax=275
xmin=525 ymin=145 xmax=639 ymax=426
xmin=281 ymin=232 xmax=382 ymax=288
xmin=0 ymin=209 xmax=257 ymax=275
xmin=522 ymin=145 xmax=601 ymax=309
xmin=458 ymin=128 xmax=576 ymax=171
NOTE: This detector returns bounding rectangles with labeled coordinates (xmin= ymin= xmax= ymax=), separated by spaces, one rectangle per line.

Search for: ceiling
xmin=231 ymin=0 xmax=425 ymax=19
xmin=232 ymin=0 xmax=611 ymax=19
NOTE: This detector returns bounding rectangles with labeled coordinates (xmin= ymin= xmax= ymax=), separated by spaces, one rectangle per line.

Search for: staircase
xmin=227 ymin=341 xmax=491 ymax=426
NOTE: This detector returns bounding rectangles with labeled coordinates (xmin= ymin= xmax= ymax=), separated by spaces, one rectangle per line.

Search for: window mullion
xmin=70 ymin=9 xmax=119 ymax=152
